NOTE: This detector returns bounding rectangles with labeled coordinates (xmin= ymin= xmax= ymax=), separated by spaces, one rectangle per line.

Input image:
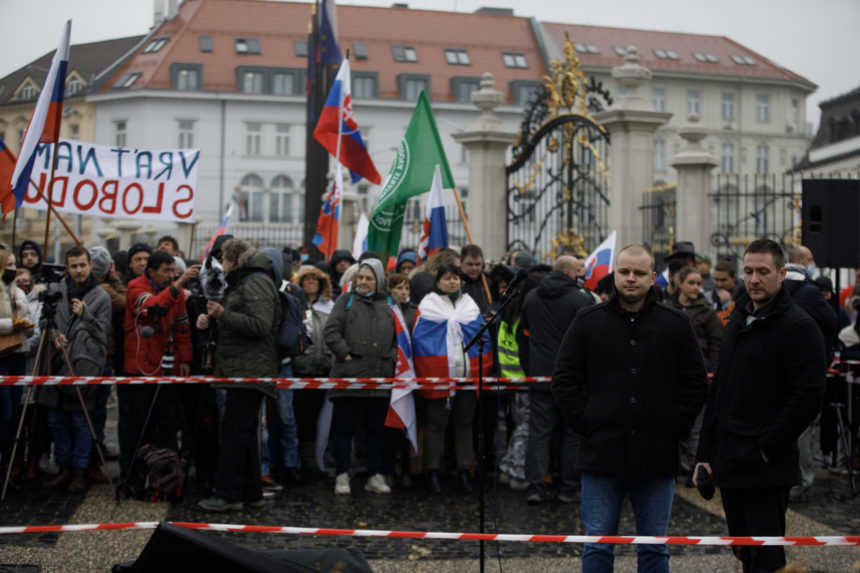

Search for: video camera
xmin=37 ymin=263 xmax=66 ymax=284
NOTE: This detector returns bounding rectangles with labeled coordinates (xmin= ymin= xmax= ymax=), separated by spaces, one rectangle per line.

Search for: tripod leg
xmin=60 ymin=345 xmax=111 ymax=487
xmin=1 ymin=329 xmax=51 ymax=501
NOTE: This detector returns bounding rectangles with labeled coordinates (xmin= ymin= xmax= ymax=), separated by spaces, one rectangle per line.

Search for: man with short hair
xmin=18 ymin=240 xmax=43 ymax=282
xmin=459 ymin=244 xmax=490 ymax=314
xmin=519 ymin=255 xmax=594 ymax=504
xmin=695 ymin=239 xmax=825 ymax=573
xmin=553 ymin=244 xmax=707 ymax=573
xmin=126 ymin=243 xmax=152 ymax=282
xmin=157 ymin=235 xmax=180 ymax=256
xmin=39 ymin=246 xmax=112 ymax=492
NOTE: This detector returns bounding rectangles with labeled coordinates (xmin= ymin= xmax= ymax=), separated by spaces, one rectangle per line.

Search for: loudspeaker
xmin=801 ymin=179 xmax=860 ymax=268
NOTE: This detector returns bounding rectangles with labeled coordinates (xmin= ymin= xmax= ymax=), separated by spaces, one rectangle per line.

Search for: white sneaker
xmin=335 ymin=472 xmax=351 ymax=495
xmin=365 ymin=473 xmax=391 ymax=494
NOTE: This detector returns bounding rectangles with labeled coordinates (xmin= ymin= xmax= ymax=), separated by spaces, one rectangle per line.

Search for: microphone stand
xmin=464 ymin=276 xmax=525 ymax=573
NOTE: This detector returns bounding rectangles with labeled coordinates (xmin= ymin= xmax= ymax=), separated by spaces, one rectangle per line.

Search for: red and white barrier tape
xmin=0 ymin=375 xmax=550 ymax=390
xmin=0 ymin=522 xmax=857 ymax=546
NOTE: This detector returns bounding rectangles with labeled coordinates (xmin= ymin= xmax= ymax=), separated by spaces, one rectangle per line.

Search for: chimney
xmin=153 ymin=0 xmax=165 ymax=26
xmin=167 ymin=0 xmax=180 ymax=19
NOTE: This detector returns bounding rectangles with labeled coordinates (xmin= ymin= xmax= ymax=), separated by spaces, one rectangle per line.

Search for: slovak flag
xmin=200 ymin=203 xmax=233 ymax=261
xmin=313 ymin=59 xmax=381 ymax=185
xmin=385 ymin=304 xmax=418 ymax=451
xmin=312 ymin=163 xmax=343 ymax=259
xmin=655 ymin=268 xmax=670 ymax=289
xmin=4 ymin=20 xmax=70 ymax=217
xmin=0 ymin=142 xmax=18 ymax=216
xmin=417 ymin=165 xmax=449 ymax=264
xmin=352 ymin=211 xmax=369 ymax=260
xmin=583 ymin=230 xmax=617 ymax=291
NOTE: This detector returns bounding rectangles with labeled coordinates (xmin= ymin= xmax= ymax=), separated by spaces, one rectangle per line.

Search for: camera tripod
xmin=1 ymin=306 xmax=110 ymax=500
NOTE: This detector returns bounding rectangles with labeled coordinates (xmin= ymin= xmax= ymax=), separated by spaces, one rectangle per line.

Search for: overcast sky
xmin=1 ymin=0 xmax=857 ymax=129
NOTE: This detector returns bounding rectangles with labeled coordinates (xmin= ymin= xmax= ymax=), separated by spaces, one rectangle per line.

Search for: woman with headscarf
xmin=413 ymin=263 xmax=493 ymax=494
xmin=323 ymin=258 xmax=396 ymax=496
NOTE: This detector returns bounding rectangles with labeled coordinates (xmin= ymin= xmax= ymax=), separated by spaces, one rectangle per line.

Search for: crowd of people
xmin=0 ymin=233 xmax=859 ymax=572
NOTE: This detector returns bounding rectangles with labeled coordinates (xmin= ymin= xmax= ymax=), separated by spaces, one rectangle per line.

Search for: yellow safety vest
xmin=497 ymin=317 xmax=525 ymax=380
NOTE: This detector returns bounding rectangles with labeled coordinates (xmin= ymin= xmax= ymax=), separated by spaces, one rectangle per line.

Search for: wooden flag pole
xmin=451 ymin=186 xmax=493 ymax=305
xmin=41 ymin=140 xmax=61 ymax=256
xmin=31 ymin=177 xmax=82 ymax=247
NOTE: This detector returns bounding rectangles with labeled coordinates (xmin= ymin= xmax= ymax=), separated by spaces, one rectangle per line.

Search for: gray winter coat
xmin=324 ymin=259 xmax=395 ymax=399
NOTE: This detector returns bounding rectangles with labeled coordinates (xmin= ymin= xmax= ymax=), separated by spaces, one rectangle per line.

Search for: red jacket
xmin=123 ymin=274 xmax=193 ymax=375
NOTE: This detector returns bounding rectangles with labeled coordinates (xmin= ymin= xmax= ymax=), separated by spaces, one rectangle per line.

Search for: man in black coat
xmin=695 ymin=239 xmax=825 ymax=573
xmin=552 ymin=244 xmax=707 ymax=572
xmin=518 ymin=255 xmax=594 ymax=503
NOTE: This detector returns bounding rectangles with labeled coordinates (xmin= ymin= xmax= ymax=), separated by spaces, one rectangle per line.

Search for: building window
xmin=272 ymin=73 xmax=294 ymax=95
xmin=66 ymin=77 xmax=83 ymax=96
xmin=18 ymin=83 xmax=37 ymax=100
xmin=353 ymin=42 xmax=368 ymax=60
xmin=721 ymin=92 xmax=735 ymax=121
xmin=574 ymin=43 xmax=600 ymax=54
xmin=275 ymin=124 xmax=290 ymax=157
xmin=451 ymin=77 xmax=480 ymax=103
xmin=246 ymin=122 xmax=261 ymax=156
xmin=654 ymin=139 xmax=666 ymax=171
xmin=269 ymin=175 xmax=296 ymax=223
xmin=791 ymin=98 xmax=801 ymax=131
xmin=113 ymin=72 xmax=141 ymax=89
xmin=199 ymin=35 xmax=213 ymax=53
xmin=502 ymin=52 xmax=528 ymax=69
xmin=242 ymin=71 xmax=265 ymax=94
xmin=143 ymin=37 xmax=168 ymax=54
xmin=731 ymin=54 xmax=756 ymax=65
xmin=511 ymin=81 xmax=540 ymax=106
xmin=392 ymin=45 xmax=417 ymax=62
xmin=353 ymin=73 xmax=377 ymax=99
xmin=398 ymin=74 xmax=429 ymax=101
xmin=721 ymin=143 xmax=735 ymax=173
xmin=178 ymin=119 xmax=195 ymax=148
xmin=652 ymin=88 xmax=665 ymax=112
xmin=235 ymin=38 xmax=261 ymax=55
xmin=69 ymin=124 xmax=79 ymax=139
xmin=294 ymin=40 xmax=308 ymax=58
xmin=239 ymin=173 xmax=264 ymax=222
xmin=756 ymin=95 xmax=770 ymax=122
xmin=756 ymin=145 xmax=769 ymax=174
xmin=444 ymin=49 xmax=470 ymax=65
xmin=687 ymin=90 xmax=701 ymax=116
xmin=114 ymin=120 xmax=127 ymax=147
xmin=174 ymin=66 xmax=201 ymax=91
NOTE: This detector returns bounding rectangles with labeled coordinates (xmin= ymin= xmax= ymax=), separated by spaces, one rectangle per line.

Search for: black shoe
xmin=459 ymin=470 xmax=473 ymax=494
xmin=44 ymin=468 xmax=71 ymax=489
xmin=283 ymin=468 xmax=302 ymax=485
xmin=427 ymin=470 xmax=441 ymax=494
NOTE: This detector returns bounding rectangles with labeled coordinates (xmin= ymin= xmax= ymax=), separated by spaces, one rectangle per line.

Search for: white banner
xmin=21 ymin=139 xmax=198 ymax=222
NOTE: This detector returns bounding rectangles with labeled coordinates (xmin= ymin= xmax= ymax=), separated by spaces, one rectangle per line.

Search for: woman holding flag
xmin=413 ymin=264 xmax=493 ymax=494
xmin=323 ymin=258 xmax=396 ymax=496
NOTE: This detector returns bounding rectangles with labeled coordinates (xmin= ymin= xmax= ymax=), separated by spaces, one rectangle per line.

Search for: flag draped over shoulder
xmin=312 ymin=163 xmax=343 ymax=259
xmin=3 ymin=20 xmax=70 ymax=217
xmin=368 ymin=91 xmax=455 ymax=260
xmin=385 ymin=303 xmax=418 ymax=451
xmin=412 ymin=292 xmax=493 ymax=400
xmin=583 ymin=230 xmax=617 ymax=291
xmin=313 ymin=59 xmax=380 ymax=184
xmin=417 ymin=165 xmax=449 ymax=263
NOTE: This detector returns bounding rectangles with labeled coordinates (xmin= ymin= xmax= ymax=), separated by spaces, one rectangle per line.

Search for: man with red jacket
xmin=123 ymin=251 xmax=199 ymax=466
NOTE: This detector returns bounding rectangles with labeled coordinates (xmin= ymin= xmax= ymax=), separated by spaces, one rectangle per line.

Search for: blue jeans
xmin=272 ymin=388 xmax=300 ymax=469
xmin=47 ymin=408 xmax=92 ymax=469
xmin=581 ymin=473 xmax=675 ymax=573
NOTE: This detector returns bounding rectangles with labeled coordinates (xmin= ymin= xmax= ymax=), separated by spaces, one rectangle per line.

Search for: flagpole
xmin=451 ymin=186 xmax=493 ymax=305
xmin=11 ymin=207 xmax=18 ymax=253
xmin=41 ymin=134 xmax=63 ymax=257
xmin=31 ymin=177 xmax=82 ymax=247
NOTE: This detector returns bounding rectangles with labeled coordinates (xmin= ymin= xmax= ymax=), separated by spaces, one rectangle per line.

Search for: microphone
xmin=501 ymin=268 xmax=528 ymax=298
xmin=140 ymin=326 xmax=155 ymax=338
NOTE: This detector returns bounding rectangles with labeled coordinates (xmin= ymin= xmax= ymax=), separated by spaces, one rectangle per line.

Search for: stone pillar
xmin=113 ymin=221 xmax=142 ymax=250
xmin=452 ymin=73 xmax=518 ymax=262
xmin=338 ymin=190 xmax=360 ymax=253
xmin=594 ymin=47 xmax=671 ymax=249
xmin=670 ymin=113 xmax=718 ymax=260
xmin=175 ymin=219 xmax=198 ymax=257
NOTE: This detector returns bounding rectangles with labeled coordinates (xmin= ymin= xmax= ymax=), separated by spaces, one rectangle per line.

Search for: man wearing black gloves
xmin=552 ymin=244 xmax=707 ymax=573
xmin=695 ymin=239 xmax=825 ymax=573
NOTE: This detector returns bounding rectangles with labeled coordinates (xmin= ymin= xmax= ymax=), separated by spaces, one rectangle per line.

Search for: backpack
xmin=118 ymin=445 xmax=185 ymax=502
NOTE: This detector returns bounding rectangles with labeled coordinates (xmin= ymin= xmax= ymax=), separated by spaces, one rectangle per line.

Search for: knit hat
xmin=128 ymin=242 xmax=153 ymax=261
xmin=88 ymin=246 xmax=112 ymax=282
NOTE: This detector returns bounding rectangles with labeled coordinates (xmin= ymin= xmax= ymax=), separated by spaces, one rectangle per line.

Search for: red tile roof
xmin=541 ymin=22 xmax=815 ymax=89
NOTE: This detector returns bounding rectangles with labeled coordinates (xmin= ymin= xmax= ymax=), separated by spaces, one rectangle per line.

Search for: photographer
xmin=38 ymin=246 xmax=111 ymax=492
xmin=123 ymin=251 xmax=199 ymax=467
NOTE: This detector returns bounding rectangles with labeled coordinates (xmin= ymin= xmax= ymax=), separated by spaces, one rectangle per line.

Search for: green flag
xmin=368 ymin=91 xmax=455 ymax=259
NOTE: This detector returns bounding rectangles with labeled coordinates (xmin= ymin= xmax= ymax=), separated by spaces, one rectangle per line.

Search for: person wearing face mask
xmin=0 ymin=250 xmax=35 ymax=488
xmin=323 ymin=258 xmax=397 ymax=496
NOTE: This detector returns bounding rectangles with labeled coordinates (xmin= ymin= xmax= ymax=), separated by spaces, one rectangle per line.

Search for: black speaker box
xmin=801 ymin=179 xmax=860 ymax=268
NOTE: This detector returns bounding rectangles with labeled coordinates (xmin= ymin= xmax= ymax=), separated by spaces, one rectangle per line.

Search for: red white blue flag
xmin=417 ymin=165 xmax=449 ymax=264
xmin=312 ymin=163 xmax=343 ymax=259
xmin=313 ymin=59 xmax=381 ymax=185
xmin=4 ymin=20 xmax=70 ymax=217
xmin=200 ymin=203 xmax=233 ymax=261
xmin=385 ymin=303 xmax=418 ymax=451
xmin=0 ymin=141 xmax=18 ymax=217
xmin=583 ymin=230 xmax=616 ymax=291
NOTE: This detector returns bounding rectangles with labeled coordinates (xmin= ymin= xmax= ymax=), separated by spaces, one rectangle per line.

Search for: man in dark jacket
xmin=460 ymin=244 xmax=490 ymax=315
xmin=328 ymin=249 xmax=355 ymax=299
xmin=553 ymin=244 xmax=707 ymax=572
xmin=518 ymin=255 xmax=593 ymax=503
xmin=695 ymin=239 xmax=825 ymax=573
